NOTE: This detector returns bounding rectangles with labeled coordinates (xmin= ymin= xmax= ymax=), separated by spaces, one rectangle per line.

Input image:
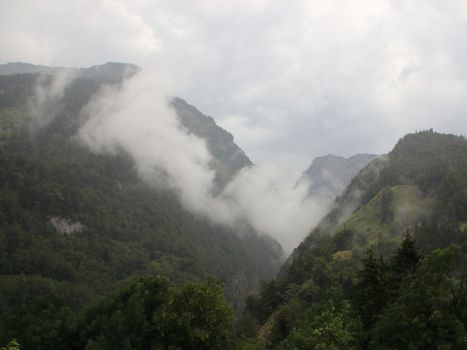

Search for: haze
xmin=2 ymin=0 xmax=467 ymax=171
xmin=2 ymin=0 xmax=467 ymax=252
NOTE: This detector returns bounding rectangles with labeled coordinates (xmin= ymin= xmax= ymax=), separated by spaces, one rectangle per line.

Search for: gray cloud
xmin=78 ymin=71 xmax=328 ymax=253
xmin=2 ymin=1 xmax=467 ymax=172
xmin=2 ymin=0 xmax=467 ymax=250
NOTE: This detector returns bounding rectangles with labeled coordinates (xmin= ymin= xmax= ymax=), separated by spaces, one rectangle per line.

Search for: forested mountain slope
xmin=0 ymin=66 xmax=283 ymax=347
xmin=243 ymin=130 xmax=467 ymax=349
xmin=172 ymin=97 xmax=252 ymax=188
xmin=0 ymin=62 xmax=253 ymax=188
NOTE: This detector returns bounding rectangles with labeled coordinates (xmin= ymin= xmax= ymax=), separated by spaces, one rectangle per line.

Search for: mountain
xmin=303 ymin=153 xmax=378 ymax=202
xmin=0 ymin=62 xmax=250 ymax=186
xmin=290 ymin=131 xmax=467 ymax=268
xmin=243 ymin=130 xmax=467 ymax=348
xmin=0 ymin=61 xmax=139 ymax=83
xmin=171 ymin=97 xmax=252 ymax=188
xmin=0 ymin=64 xmax=284 ymax=346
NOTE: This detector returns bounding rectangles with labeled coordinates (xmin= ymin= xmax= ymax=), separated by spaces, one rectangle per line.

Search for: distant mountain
xmin=303 ymin=153 xmax=378 ymax=202
xmin=0 ymin=61 xmax=139 ymax=83
xmin=0 ymin=62 xmax=62 ymax=75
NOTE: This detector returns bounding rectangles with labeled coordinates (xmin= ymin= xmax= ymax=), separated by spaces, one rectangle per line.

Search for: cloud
xmin=29 ymin=69 xmax=76 ymax=128
xmin=79 ymin=69 xmax=219 ymax=217
xmin=223 ymin=164 xmax=328 ymax=253
xmin=2 ymin=1 xmax=467 ymax=171
xmin=2 ymin=0 xmax=467 ymax=250
xmin=78 ymin=71 xmax=328 ymax=253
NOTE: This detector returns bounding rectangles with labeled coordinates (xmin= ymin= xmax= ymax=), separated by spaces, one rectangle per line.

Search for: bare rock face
xmin=49 ymin=216 xmax=84 ymax=234
xmin=171 ymin=97 xmax=253 ymax=188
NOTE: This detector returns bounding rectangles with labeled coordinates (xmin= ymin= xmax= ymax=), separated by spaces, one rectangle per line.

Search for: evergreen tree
xmin=387 ymin=233 xmax=420 ymax=301
xmin=353 ymin=248 xmax=388 ymax=333
xmin=78 ymin=277 xmax=170 ymax=350
xmin=369 ymin=246 xmax=466 ymax=349
xmin=155 ymin=279 xmax=234 ymax=350
xmin=379 ymin=187 xmax=393 ymax=224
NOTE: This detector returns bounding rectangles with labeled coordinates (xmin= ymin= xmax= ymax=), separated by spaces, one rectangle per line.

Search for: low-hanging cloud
xmin=29 ymin=69 xmax=75 ymax=129
xmin=78 ymin=71 xmax=329 ymax=253
xmin=2 ymin=0 xmax=467 ymax=173
xmin=5 ymin=0 xmax=466 ymax=252
xmin=224 ymin=165 xmax=328 ymax=253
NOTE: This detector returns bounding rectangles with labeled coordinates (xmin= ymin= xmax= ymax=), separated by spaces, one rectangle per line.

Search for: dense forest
xmin=241 ymin=130 xmax=467 ymax=348
xmin=0 ymin=70 xmax=282 ymax=349
xmin=0 ymin=66 xmax=466 ymax=349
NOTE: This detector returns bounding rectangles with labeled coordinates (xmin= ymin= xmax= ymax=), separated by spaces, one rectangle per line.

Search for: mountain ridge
xmin=303 ymin=153 xmax=378 ymax=203
xmin=0 ymin=62 xmax=251 ymax=188
xmin=0 ymin=63 xmax=284 ymax=328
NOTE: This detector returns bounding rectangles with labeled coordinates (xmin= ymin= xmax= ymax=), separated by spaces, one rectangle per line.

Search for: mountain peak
xmin=303 ymin=153 xmax=379 ymax=202
xmin=170 ymin=97 xmax=252 ymax=188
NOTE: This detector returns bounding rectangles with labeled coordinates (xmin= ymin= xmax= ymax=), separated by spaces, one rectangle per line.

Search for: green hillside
xmin=242 ymin=131 xmax=467 ymax=349
xmin=329 ymin=184 xmax=433 ymax=254
xmin=0 ymin=70 xmax=283 ymax=348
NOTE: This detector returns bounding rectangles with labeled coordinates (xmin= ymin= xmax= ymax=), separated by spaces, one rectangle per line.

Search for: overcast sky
xmin=2 ymin=0 xmax=467 ymax=172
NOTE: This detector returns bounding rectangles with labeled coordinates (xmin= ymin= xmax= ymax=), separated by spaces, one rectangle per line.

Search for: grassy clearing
xmin=331 ymin=185 xmax=433 ymax=253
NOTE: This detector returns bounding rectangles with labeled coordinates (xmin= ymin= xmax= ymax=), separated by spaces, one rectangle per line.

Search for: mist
xmin=78 ymin=70 xmax=328 ymax=253
xmin=29 ymin=69 xmax=75 ymax=129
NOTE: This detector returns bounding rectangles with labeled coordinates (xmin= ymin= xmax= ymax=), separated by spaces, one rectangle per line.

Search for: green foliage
xmin=387 ymin=233 xmax=420 ymax=300
xmin=249 ymin=234 xmax=465 ymax=349
xmin=353 ymin=248 xmax=388 ymax=331
xmin=244 ymin=131 xmax=467 ymax=349
xmin=275 ymin=290 xmax=362 ymax=350
xmin=77 ymin=277 xmax=234 ymax=350
xmin=389 ymin=130 xmax=467 ymax=196
xmin=414 ymin=219 xmax=466 ymax=255
xmin=369 ymin=246 xmax=466 ymax=349
xmin=0 ymin=72 xmax=283 ymax=347
xmin=287 ymin=130 xmax=467 ymax=280
xmin=379 ymin=186 xmax=393 ymax=224
xmin=0 ymin=340 xmax=21 ymax=350
xmin=2 ymin=73 xmax=467 ymax=349
xmin=0 ymin=74 xmax=281 ymax=281
xmin=332 ymin=229 xmax=355 ymax=251
xmin=244 ymin=280 xmax=287 ymax=325
xmin=0 ymin=275 xmax=78 ymax=350
xmin=155 ymin=279 xmax=235 ymax=349
xmin=78 ymin=277 xmax=170 ymax=349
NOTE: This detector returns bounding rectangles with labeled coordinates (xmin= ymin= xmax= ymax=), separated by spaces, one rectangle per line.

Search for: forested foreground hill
xmin=0 ymin=66 xmax=283 ymax=348
xmin=242 ymin=130 xmax=467 ymax=349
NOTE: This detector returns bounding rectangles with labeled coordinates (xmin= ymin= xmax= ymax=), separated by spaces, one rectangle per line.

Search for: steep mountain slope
xmin=303 ymin=153 xmax=378 ymax=202
xmin=0 ymin=62 xmax=252 ymax=186
xmin=171 ymin=97 xmax=252 ymax=188
xmin=0 ymin=64 xmax=284 ymax=344
xmin=284 ymin=131 xmax=467 ymax=279
xmin=244 ymin=131 xmax=467 ymax=348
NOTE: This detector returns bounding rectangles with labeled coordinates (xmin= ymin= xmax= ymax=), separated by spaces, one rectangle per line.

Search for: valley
xmin=0 ymin=64 xmax=465 ymax=349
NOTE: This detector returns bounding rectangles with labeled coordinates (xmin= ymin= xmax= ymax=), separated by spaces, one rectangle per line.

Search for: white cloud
xmin=77 ymin=71 xmax=328 ymax=253
xmin=2 ymin=0 xmax=467 ymax=250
